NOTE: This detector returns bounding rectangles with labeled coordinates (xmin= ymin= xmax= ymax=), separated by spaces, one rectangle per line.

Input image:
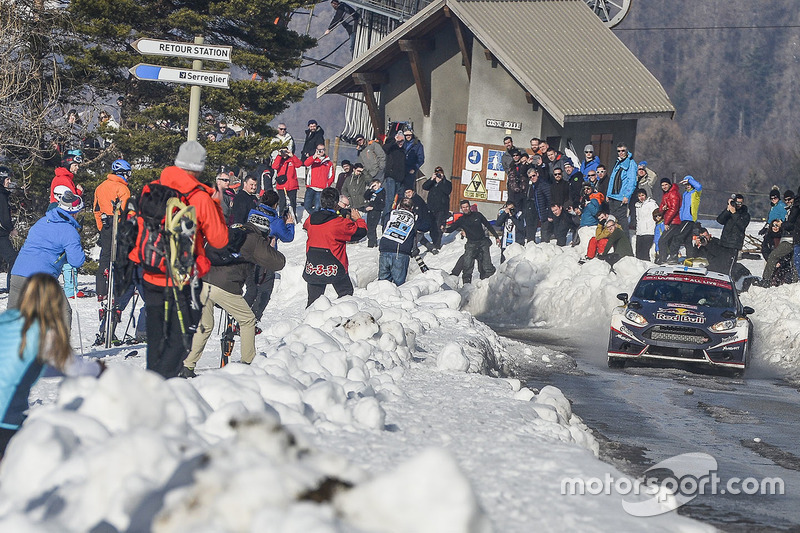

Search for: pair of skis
xmin=220 ymin=310 xmax=236 ymax=367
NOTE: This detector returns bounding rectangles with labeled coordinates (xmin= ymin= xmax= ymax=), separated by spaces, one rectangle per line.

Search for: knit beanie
xmin=174 ymin=141 xmax=207 ymax=172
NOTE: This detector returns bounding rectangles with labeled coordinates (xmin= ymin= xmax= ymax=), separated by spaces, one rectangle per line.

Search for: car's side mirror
xmin=617 ymin=293 xmax=629 ymax=305
xmin=742 ymin=306 xmax=755 ymax=316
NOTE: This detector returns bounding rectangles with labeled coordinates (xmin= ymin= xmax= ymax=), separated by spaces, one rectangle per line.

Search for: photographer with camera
xmin=271 ymin=146 xmax=301 ymax=217
xmin=716 ymin=193 xmax=750 ymax=272
xmin=422 ymin=166 xmax=452 ymax=251
xmin=303 ymin=187 xmax=367 ymax=306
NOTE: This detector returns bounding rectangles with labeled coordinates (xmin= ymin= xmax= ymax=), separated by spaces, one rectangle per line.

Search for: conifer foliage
xmin=64 ymin=0 xmax=316 ymax=181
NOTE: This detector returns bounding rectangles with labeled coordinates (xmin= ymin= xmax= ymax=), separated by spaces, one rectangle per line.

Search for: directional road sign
xmin=129 ymin=63 xmax=230 ymax=88
xmin=131 ymin=38 xmax=233 ymax=63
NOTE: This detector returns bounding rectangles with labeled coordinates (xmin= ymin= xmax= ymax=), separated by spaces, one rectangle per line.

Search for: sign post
xmin=130 ymin=35 xmax=233 ymax=141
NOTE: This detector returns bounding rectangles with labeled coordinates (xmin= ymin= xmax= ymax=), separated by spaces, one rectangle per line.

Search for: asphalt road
xmin=499 ymin=326 xmax=800 ymax=532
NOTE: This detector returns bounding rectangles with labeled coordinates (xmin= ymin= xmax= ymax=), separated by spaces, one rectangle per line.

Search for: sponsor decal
xmin=655 ymin=307 xmax=706 ymax=323
xmin=305 ymin=262 xmax=339 ymax=277
xmin=722 ymin=345 xmax=741 ymax=351
xmin=667 ymin=302 xmax=698 ymax=310
xmin=720 ymin=334 xmax=738 ymax=343
xmin=642 ymin=275 xmax=731 ymax=289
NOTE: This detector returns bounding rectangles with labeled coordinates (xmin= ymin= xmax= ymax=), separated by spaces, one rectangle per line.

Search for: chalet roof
xmin=317 ymin=0 xmax=675 ymax=125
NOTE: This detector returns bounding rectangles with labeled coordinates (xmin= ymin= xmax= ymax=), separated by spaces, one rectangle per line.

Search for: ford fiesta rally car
xmin=608 ymin=266 xmax=754 ymax=374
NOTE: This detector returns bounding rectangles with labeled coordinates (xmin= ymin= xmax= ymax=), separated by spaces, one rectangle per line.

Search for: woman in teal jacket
xmin=0 ymin=274 xmax=102 ymax=457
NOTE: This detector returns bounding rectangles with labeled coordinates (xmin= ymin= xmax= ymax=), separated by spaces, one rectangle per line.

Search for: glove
xmin=758 ymin=226 xmax=768 ymax=236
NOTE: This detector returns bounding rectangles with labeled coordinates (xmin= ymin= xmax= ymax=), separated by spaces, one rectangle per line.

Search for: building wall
xmin=465 ymin=47 xmax=544 ymax=147
xmin=381 ymin=24 xmax=470 ymax=180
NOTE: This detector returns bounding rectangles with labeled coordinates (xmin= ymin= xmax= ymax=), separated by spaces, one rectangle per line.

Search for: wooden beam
xmin=352 ymin=72 xmax=386 ymax=137
xmin=451 ymin=16 xmax=471 ymax=80
xmin=525 ymin=92 xmax=539 ymax=111
xmin=483 ymin=48 xmax=497 ymax=68
xmin=398 ymin=39 xmax=433 ymax=117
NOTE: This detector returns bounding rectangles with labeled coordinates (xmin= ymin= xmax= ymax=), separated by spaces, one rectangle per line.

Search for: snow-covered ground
xmin=1 ymin=215 xmax=782 ymax=532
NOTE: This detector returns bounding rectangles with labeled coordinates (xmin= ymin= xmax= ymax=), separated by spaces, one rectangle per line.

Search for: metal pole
xmin=187 ymin=35 xmax=204 ymax=141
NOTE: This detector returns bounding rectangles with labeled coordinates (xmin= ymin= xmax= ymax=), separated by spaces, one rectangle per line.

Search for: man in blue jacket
xmin=8 ymin=190 xmax=85 ymax=329
xmin=606 ymin=142 xmax=637 ymax=233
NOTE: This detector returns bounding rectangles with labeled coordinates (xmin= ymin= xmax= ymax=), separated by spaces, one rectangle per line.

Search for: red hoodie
xmin=50 ymin=167 xmax=80 ymax=203
xmin=659 ymin=184 xmax=682 ymax=226
xmin=130 ymin=166 xmax=229 ymax=286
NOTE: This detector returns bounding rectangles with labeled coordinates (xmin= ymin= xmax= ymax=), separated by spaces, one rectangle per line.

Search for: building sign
xmin=465 ymin=145 xmax=483 ymax=171
xmin=486 ymin=118 xmax=522 ymax=130
xmin=464 ymin=172 xmax=488 ymax=200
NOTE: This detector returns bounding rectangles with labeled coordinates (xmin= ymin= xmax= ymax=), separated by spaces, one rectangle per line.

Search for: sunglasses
xmin=278 ymin=127 xmax=286 ymax=131
xmin=617 ymin=149 xmax=627 ymax=153
xmin=585 ymin=151 xmax=593 ymax=154
xmin=588 ymin=173 xmax=596 ymax=177
xmin=218 ymin=178 xmax=230 ymax=183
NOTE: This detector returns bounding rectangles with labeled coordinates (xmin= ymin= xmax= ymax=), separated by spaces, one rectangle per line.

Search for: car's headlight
xmin=624 ymin=309 xmax=648 ymax=326
xmin=710 ymin=319 xmax=736 ymax=332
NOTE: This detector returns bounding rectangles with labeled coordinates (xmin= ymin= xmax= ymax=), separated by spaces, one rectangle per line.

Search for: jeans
xmin=378 ymin=252 xmax=411 ymax=285
xmin=304 ymin=188 xmax=322 ymax=215
xmin=278 ymin=189 xmax=298 ymax=216
xmin=382 ymin=178 xmax=398 ymax=224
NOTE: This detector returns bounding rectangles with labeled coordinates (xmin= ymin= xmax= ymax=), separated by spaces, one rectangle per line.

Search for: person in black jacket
xmin=382 ymin=132 xmax=406 ymax=223
xmin=422 ymin=166 xmax=452 ymax=250
xmin=301 ymin=120 xmax=325 ymax=161
xmin=403 ymin=188 xmax=434 ymax=254
xmin=0 ymin=166 xmax=18 ymax=288
xmin=324 ymin=0 xmax=361 ymax=56
xmin=716 ymin=194 xmax=750 ymax=272
xmin=230 ymin=175 xmax=260 ymax=224
xmin=445 ymin=200 xmax=500 ymax=284
xmin=363 ymin=179 xmax=386 ymax=247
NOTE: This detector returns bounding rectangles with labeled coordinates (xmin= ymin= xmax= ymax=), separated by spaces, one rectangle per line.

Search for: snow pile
xmin=0 ymin=268 xmax=595 ymax=531
xmin=462 ymin=242 xmax=649 ymax=327
xmin=739 ymin=283 xmax=800 ymax=376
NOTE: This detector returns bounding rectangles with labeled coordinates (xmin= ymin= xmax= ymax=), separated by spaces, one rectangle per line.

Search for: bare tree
xmin=0 ymin=0 xmax=64 ymax=182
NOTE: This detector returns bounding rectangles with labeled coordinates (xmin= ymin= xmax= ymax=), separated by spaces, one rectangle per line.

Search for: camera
xmin=698 ymin=235 xmax=708 ymax=245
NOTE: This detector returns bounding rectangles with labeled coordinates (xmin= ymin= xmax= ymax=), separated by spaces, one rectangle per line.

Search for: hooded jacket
xmin=303 ymin=210 xmax=367 ymax=283
xmin=0 ymin=183 xmax=13 ymax=236
xmin=12 ymin=208 xmax=85 ymax=278
xmin=204 ymin=223 xmax=286 ymax=295
xmin=130 ymin=166 xmax=228 ymax=287
xmin=49 ymin=167 xmax=80 ymax=204
xmin=93 ymin=173 xmax=131 ymax=230
xmin=678 ymin=176 xmax=702 ymax=222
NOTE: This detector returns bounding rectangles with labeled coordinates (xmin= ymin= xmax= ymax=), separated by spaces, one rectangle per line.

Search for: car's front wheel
xmin=607 ymin=356 xmax=625 ymax=369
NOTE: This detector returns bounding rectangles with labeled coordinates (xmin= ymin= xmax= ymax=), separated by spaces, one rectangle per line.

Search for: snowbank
xmin=0 ymin=268 xmax=594 ymax=531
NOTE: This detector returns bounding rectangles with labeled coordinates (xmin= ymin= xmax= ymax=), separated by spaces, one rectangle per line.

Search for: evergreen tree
xmin=63 ymin=0 xmax=317 ymax=186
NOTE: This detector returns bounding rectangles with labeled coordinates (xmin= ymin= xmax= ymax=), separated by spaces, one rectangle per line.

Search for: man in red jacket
xmin=657 ymin=178 xmax=682 ymax=263
xmin=50 ymin=152 xmax=85 ymax=206
xmin=303 ymin=187 xmax=367 ymax=306
xmin=132 ymin=141 xmax=229 ymax=378
xmin=303 ymin=144 xmax=333 ymax=215
xmin=272 ymin=147 xmax=302 ymax=216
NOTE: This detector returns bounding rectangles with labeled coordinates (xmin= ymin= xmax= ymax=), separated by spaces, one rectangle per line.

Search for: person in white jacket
xmin=634 ymin=188 xmax=659 ymax=261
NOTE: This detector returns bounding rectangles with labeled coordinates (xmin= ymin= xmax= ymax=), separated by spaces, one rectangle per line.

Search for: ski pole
xmin=72 ymin=269 xmax=84 ymax=356
xmin=121 ymin=290 xmax=139 ymax=342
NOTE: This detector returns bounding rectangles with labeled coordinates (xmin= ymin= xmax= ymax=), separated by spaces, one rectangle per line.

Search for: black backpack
xmin=130 ymin=181 xmax=201 ymax=286
xmin=206 ymin=224 xmax=251 ymax=266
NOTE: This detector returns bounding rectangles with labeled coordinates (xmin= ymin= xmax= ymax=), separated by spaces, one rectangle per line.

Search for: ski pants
xmin=96 ymin=221 xmax=112 ymax=297
xmin=429 ymin=210 xmax=449 ymax=249
xmin=277 ymin=189 xmax=298 ymax=217
xmin=461 ymin=239 xmax=495 ymax=284
xmin=306 ymin=276 xmax=354 ymax=307
xmin=0 ymin=235 xmax=17 ymax=290
xmin=185 ymin=282 xmax=257 ymax=370
xmin=143 ymin=280 xmax=203 ymax=379
xmin=635 ymin=234 xmax=655 ymax=261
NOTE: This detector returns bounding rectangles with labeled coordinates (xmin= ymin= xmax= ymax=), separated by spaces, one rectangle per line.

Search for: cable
xmin=298 ymin=38 xmax=349 ymax=68
xmin=616 ymin=24 xmax=800 ymax=31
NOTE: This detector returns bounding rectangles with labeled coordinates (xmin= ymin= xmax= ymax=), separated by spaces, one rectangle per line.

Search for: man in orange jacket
xmin=93 ymin=159 xmax=132 ymax=300
xmin=133 ymin=141 xmax=229 ymax=378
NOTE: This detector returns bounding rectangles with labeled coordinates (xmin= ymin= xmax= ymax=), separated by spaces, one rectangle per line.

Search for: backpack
xmin=206 ymin=224 xmax=251 ymax=266
xmin=130 ymin=182 xmax=201 ymax=286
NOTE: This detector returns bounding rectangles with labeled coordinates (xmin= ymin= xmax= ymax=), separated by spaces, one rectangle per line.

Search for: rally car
xmin=608 ymin=266 xmax=754 ymax=374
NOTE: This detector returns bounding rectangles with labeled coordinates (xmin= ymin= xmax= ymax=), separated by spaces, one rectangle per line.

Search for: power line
xmin=616 ymin=24 xmax=800 ymax=31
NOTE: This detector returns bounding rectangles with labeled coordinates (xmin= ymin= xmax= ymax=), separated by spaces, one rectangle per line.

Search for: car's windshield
xmin=633 ymin=279 xmax=734 ymax=308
